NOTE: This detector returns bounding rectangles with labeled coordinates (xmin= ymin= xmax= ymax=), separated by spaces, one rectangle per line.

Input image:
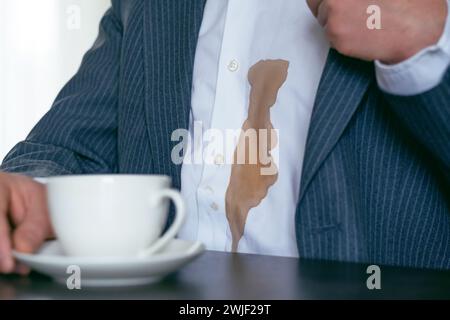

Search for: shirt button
xmin=210 ymin=202 xmax=219 ymax=211
xmin=227 ymin=59 xmax=239 ymax=72
xmin=214 ymin=154 xmax=225 ymax=166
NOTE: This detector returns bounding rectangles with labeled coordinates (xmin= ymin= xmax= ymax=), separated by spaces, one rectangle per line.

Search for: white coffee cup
xmin=44 ymin=175 xmax=186 ymax=258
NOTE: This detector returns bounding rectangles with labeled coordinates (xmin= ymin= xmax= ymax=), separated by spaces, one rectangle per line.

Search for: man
xmin=0 ymin=0 xmax=449 ymax=274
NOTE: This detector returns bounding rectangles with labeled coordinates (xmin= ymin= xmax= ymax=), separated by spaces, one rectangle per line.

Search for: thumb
xmin=13 ymin=221 xmax=48 ymax=253
xmin=13 ymin=206 xmax=52 ymax=254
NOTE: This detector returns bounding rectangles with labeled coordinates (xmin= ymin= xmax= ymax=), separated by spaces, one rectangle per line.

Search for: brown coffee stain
xmin=225 ymin=59 xmax=289 ymax=252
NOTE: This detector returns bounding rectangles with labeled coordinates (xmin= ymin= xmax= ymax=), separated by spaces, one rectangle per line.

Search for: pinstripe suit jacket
xmin=1 ymin=0 xmax=449 ymax=269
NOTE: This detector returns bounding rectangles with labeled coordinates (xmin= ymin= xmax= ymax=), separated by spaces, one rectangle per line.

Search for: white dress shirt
xmin=179 ymin=0 xmax=450 ymax=257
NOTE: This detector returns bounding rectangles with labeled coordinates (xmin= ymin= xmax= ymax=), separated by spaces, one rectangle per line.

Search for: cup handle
xmin=138 ymin=189 xmax=186 ymax=257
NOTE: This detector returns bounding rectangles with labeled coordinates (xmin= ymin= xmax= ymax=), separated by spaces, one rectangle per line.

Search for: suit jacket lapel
xmin=298 ymin=49 xmax=375 ymax=203
xmin=143 ymin=0 xmax=206 ymax=188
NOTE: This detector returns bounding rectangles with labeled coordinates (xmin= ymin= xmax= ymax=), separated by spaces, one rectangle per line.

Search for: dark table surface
xmin=1 ymin=251 xmax=449 ymax=300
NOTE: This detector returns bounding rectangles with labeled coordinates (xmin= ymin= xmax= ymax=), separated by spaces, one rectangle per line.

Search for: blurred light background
xmin=0 ymin=0 xmax=111 ymax=160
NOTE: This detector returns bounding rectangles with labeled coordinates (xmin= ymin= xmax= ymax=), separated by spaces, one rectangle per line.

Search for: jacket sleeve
xmin=0 ymin=0 xmax=123 ymax=177
xmin=382 ymin=67 xmax=450 ymax=181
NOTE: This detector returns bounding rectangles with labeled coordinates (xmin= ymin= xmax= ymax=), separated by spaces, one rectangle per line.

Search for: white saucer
xmin=13 ymin=239 xmax=205 ymax=288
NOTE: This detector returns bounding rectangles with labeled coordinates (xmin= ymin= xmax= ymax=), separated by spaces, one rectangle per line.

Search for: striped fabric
xmin=1 ymin=0 xmax=449 ymax=269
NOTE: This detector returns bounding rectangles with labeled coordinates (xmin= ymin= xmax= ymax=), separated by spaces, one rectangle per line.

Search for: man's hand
xmin=0 ymin=173 xmax=54 ymax=274
xmin=307 ymin=0 xmax=448 ymax=64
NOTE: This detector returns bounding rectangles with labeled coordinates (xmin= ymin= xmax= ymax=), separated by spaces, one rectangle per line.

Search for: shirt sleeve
xmin=375 ymin=0 xmax=450 ymax=96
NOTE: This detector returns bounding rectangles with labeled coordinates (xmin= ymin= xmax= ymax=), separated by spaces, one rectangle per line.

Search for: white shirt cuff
xmin=375 ymin=0 xmax=450 ymax=96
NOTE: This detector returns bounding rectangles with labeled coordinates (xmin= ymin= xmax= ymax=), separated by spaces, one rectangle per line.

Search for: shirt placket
xmin=196 ymin=0 xmax=252 ymax=250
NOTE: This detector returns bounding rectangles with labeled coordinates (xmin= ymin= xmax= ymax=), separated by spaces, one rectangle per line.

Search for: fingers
xmin=0 ymin=175 xmax=51 ymax=274
xmin=13 ymin=204 xmax=50 ymax=254
xmin=0 ymin=189 xmax=14 ymax=273
xmin=306 ymin=0 xmax=324 ymax=17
